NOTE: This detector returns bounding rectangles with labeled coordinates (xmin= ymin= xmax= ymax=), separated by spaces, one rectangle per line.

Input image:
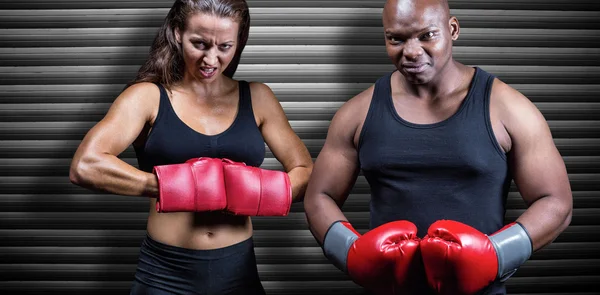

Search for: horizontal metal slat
xmin=2 ymin=27 xmax=599 ymax=48
xmin=1 ymin=190 xmax=597 ymax=213
xmin=0 ymin=281 xmax=363 ymax=295
xmin=1 ymin=243 xmax=598 ymax=264
xmin=2 ymin=65 xmax=599 ymax=85
xmin=0 ymin=102 xmax=598 ymax=122
xmin=1 ymin=9 xmax=599 ymax=29
xmin=536 ymin=103 xmax=600 ymax=120
xmin=0 ymin=194 xmax=151 ymax=213
xmin=0 ymin=229 xmax=322 ymax=248
xmin=0 ymin=209 xmax=597 ymax=230
xmin=515 ymin=260 xmax=600 ymax=277
xmin=1 ymin=83 xmax=599 ymax=104
xmin=0 ymin=280 xmax=597 ymax=295
xmin=552 ymin=139 xmax=600 ymax=156
xmin=504 ymin=276 xmax=600 ymax=293
xmin=0 ymin=137 xmax=598 ymax=163
xmin=530 ymin=242 xmax=600 ymax=260
xmin=2 ymin=155 xmax=600 ymax=177
xmin=0 ymin=225 xmax=596 ymax=248
xmin=0 ymin=282 xmax=600 ymax=295
xmin=546 ymin=121 xmax=600 ymax=138
xmin=0 ymin=173 xmax=598 ymax=195
xmin=505 ymin=209 xmax=597 ymax=225
xmin=2 ymin=0 xmax=599 ymax=10
xmin=342 ymin=191 xmax=600 ymax=211
xmin=2 ymin=46 xmax=600 ymax=66
xmin=0 ymin=157 xmax=278 ymax=175
xmin=0 ymin=120 xmax=598 ymax=140
xmin=0 ymin=261 xmax=599 ymax=281
xmin=0 ymin=102 xmax=337 ymax=122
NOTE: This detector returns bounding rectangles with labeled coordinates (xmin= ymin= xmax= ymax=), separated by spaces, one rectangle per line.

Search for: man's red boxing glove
xmin=153 ymin=157 xmax=227 ymax=213
xmin=323 ymin=220 xmax=421 ymax=294
xmin=221 ymin=159 xmax=292 ymax=216
xmin=420 ymin=220 xmax=533 ymax=295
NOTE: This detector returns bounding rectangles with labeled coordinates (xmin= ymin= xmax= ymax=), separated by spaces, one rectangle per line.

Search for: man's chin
xmin=403 ymin=73 xmax=431 ymax=85
xmin=399 ymin=67 xmax=432 ymax=85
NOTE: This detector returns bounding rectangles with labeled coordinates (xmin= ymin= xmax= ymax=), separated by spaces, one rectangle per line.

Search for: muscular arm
xmin=304 ymin=88 xmax=372 ymax=244
xmin=251 ymin=82 xmax=313 ymax=202
xmin=69 ymin=83 xmax=160 ymax=197
xmin=494 ymin=80 xmax=573 ymax=251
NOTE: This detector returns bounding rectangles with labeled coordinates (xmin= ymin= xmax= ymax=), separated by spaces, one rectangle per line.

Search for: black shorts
xmin=130 ymin=234 xmax=266 ymax=295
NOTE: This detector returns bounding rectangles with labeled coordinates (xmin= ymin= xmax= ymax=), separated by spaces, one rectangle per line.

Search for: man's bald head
xmin=384 ymin=0 xmax=449 ymax=10
xmin=383 ymin=0 xmax=450 ymax=22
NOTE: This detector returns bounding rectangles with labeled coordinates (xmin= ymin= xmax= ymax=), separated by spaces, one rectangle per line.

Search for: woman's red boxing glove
xmin=153 ymin=157 xmax=227 ymax=212
xmin=221 ymin=159 xmax=292 ymax=216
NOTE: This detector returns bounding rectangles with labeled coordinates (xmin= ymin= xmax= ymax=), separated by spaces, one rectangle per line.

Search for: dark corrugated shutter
xmin=1 ymin=0 xmax=599 ymax=294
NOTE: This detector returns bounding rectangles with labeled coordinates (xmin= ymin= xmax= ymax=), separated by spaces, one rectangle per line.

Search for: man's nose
xmin=403 ymin=39 xmax=424 ymax=60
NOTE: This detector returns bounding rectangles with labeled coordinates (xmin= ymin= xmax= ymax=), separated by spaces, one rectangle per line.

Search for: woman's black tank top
xmin=134 ymin=81 xmax=265 ymax=172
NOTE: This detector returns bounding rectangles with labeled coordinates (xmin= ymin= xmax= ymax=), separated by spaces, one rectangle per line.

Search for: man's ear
xmin=449 ymin=16 xmax=460 ymax=41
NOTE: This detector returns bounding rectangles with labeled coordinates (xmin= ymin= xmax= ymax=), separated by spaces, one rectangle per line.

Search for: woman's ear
xmin=175 ymin=28 xmax=182 ymax=44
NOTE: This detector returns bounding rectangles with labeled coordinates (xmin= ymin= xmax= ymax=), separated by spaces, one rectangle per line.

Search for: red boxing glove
xmin=222 ymin=159 xmax=292 ymax=216
xmin=420 ymin=220 xmax=532 ymax=295
xmin=153 ymin=157 xmax=226 ymax=213
xmin=323 ymin=220 xmax=422 ymax=294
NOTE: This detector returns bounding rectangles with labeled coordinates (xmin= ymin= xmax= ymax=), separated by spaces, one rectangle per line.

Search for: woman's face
xmin=176 ymin=12 xmax=239 ymax=82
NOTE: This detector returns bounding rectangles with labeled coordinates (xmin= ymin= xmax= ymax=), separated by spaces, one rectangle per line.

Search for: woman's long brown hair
xmin=128 ymin=0 xmax=250 ymax=89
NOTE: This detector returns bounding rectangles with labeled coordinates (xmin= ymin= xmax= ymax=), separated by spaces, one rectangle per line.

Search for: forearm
xmin=70 ymin=152 xmax=158 ymax=197
xmin=516 ymin=195 xmax=572 ymax=251
xmin=287 ymin=165 xmax=313 ymax=202
xmin=304 ymin=193 xmax=348 ymax=244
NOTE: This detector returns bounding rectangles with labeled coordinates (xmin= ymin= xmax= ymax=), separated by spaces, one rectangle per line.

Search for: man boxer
xmin=303 ymin=0 xmax=573 ymax=294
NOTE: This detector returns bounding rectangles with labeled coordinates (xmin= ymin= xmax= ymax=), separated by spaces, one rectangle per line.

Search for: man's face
xmin=382 ymin=0 xmax=459 ymax=84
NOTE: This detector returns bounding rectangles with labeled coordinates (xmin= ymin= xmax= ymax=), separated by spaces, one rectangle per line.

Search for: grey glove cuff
xmin=322 ymin=221 xmax=359 ymax=273
xmin=489 ymin=222 xmax=533 ymax=281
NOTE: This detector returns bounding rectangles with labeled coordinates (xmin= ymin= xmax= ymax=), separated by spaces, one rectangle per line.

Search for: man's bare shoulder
xmin=334 ymin=84 xmax=375 ymax=125
xmin=490 ymin=77 xmax=549 ymax=141
xmin=490 ymin=78 xmax=538 ymax=120
xmin=325 ymin=84 xmax=376 ymax=147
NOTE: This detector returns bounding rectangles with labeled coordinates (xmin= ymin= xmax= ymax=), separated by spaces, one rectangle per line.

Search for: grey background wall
xmin=1 ymin=0 xmax=599 ymax=294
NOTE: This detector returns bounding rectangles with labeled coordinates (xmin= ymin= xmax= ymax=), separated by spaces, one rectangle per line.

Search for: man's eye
xmin=389 ymin=37 xmax=402 ymax=44
xmin=421 ymin=32 xmax=436 ymax=40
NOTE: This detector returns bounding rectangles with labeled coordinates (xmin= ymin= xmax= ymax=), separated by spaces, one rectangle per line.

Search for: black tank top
xmin=358 ymin=67 xmax=510 ymax=294
xmin=134 ymin=81 xmax=265 ymax=172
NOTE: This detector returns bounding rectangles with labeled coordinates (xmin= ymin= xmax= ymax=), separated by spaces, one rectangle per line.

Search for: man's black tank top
xmin=134 ymin=81 xmax=265 ymax=172
xmin=358 ymin=68 xmax=511 ymax=294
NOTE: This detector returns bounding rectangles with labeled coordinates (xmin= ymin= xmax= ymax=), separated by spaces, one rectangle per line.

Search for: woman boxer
xmin=69 ymin=0 xmax=313 ymax=294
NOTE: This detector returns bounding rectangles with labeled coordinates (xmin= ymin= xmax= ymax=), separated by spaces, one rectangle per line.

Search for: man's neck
xmin=400 ymin=60 xmax=472 ymax=101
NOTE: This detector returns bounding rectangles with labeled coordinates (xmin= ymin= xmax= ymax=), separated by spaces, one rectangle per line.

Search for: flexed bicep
xmin=69 ymin=83 xmax=160 ymax=196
